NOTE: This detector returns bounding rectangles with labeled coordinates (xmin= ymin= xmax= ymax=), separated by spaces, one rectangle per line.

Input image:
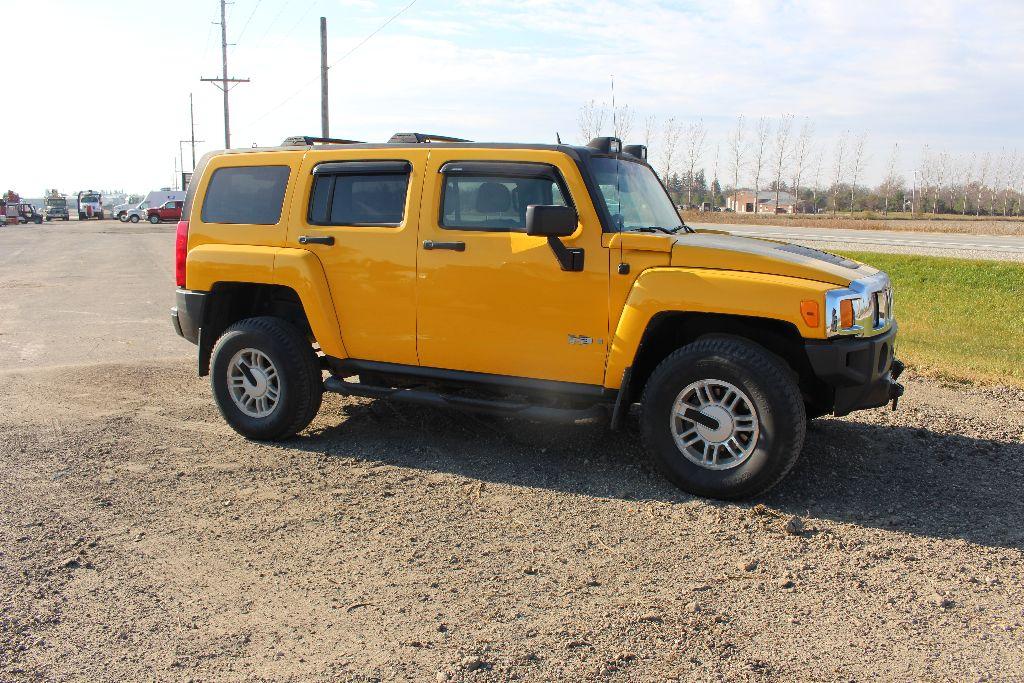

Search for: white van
xmin=118 ymin=189 xmax=185 ymax=222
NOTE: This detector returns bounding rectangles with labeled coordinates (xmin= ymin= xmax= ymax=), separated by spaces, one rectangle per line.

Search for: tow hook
xmin=891 ymin=359 xmax=906 ymax=381
xmin=889 ymin=381 xmax=905 ymax=411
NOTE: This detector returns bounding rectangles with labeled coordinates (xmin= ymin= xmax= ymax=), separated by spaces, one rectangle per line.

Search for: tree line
xmin=577 ymin=101 xmax=1024 ymax=217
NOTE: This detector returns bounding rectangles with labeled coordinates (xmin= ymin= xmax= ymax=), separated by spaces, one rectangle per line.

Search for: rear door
xmin=415 ymin=148 xmax=610 ymax=385
xmin=289 ymin=148 xmax=427 ymax=366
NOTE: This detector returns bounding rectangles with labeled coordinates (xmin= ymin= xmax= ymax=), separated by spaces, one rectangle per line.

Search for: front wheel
xmin=129 ymin=214 xmax=140 ymax=223
xmin=210 ymin=317 xmax=324 ymax=440
xmin=640 ymin=337 xmax=806 ymax=500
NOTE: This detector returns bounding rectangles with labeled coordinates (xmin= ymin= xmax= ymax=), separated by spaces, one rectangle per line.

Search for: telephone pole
xmin=201 ymin=0 xmax=249 ymax=149
xmin=320 ymin=16 xmax=329 ymax=138
xmin=188 ymin=93 xmax=201 ymax=169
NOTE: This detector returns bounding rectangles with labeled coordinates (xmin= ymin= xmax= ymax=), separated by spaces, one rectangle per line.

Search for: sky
xmin=3 ymin=0 xmax=1023 ymax=196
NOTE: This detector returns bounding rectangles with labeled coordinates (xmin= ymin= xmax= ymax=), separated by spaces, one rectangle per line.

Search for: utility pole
xmin=188 ymin=93 xmax=200 ymax=169
xmin=201 ymin=0 xmax=249 ymax=148
xmin=320 ymin=16 xmax=329 ymax=138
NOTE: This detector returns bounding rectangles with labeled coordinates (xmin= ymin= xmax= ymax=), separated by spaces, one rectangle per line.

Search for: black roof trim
xmin=387 ymin=132 xmax=471 ymax=144
xmin=282 ymin=135 xmax=365 ymax=146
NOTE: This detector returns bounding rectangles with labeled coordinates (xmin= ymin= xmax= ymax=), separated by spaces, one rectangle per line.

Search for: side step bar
xmin=324 ymin=376 xmax=608 ymax=424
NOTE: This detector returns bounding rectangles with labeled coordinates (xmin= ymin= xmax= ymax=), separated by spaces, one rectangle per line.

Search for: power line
xmin=234 ymin=0 xmax=264 ymax=46
xmin=244 ymin=0 xmax=420 ymax=129
xmin=201 ymin=0 xmax=251 ymax=148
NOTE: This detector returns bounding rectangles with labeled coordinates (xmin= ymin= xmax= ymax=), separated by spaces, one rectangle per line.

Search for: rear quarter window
xmin=201 ymin=165 xmax=291 ymax=225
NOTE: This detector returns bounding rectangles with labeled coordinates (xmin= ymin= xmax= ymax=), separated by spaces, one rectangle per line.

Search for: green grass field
xmin=838 ymin=251 xmax=1024 ymax=387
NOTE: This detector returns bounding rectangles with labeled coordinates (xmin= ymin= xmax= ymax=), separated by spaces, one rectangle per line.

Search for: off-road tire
xmin=210 ymin=316 xmax=323 ymax=440
xmin=640 ymin=336 xmax=806 ymax=500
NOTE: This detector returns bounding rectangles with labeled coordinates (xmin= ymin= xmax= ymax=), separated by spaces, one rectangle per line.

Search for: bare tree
xmin=976 ymin=152 xmax=991 ymax=216
xmin=710 ymin=142 xmax=721 ymax=210
xmin=612 ymin=104 xmax=634 ymax=142
xmin=789 ymin=118 xmax=814 ymax=213
xmin=642 ymin=114 xmax=657 ymax=149
xmin=658 ymin=117 xmax=683 ymax=184
xmin=727 ymin=115 xmax=746 ymax=212
xmin=882 ymin=143 xmax=899 ymax=215
xmin=577 ymin=100 xmax=606 ymax=143
xmin=830 ymin=132 xmax=848 ymax=215
xmin=933 ymin=151 xmax=949 ymax=214
xmin=681 ymin=120 xmax=707 ymax=207
xmin=847 ymin=133 xmax=867 ymax=212
xmin=960 ymin=154 xmax=974 ymax=216
xmin=770 ymin=114 xmax=794 ymax=212
xmin=810 ymin=146 xmax=824 ymax=212
xmin=751 ymin=116 xmax=771 ymax=214
xmin=916 ymin=146 xmax=933 ymax=215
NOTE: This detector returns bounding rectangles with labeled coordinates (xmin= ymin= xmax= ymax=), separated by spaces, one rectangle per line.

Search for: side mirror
xmin=526 ymin=205 xmax=584 ymax=272
xmin=526 ymin=205 xmax=577 ymax=238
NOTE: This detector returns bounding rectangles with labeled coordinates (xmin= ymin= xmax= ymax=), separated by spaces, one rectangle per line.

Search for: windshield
xmin=589 ymin=157 xmax=683 ymax=232
xmin=81 ymin=194 xmax=99 ymax=202
xmin=46 ymin=198 xmax=66 ymax=207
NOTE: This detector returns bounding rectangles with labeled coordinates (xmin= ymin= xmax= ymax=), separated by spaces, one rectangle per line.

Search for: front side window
xmin=308 ymin=161 xmax=410 ymax=226
xmin=440 ymin=164 xmax=568 ymax=232
xmin=589 ymin=157 xmax=683 ymax=232
xmin=201 ymin=165 xmax=290 ymax=225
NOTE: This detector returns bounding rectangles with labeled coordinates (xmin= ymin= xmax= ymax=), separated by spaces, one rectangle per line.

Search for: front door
xmin=415 ymin=149 xmax=610 ymax=386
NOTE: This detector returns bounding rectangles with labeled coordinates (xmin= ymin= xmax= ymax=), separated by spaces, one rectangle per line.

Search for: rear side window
xmin=201 ymin=165 xmax=290 ymax=225
xmin=308 ymin=160 xmax=411 ymax=226
xmin=439 ymin=162 xmax=570 ymax=232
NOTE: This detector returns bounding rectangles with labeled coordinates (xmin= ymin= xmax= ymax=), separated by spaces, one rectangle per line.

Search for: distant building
xmin=727 ymin=190 xmax=798 ymax=214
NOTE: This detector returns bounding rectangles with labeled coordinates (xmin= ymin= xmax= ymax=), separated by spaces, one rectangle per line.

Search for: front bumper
xmin=171 ymin=288 xmax=207 ymax=344
xmin=804 ymin=322 xmax=904 ymax=417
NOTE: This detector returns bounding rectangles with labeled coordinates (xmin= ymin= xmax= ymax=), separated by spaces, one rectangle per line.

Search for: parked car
xmin=171 ymin=132 xmax=902 ymax=501
xmin=118 ymin=190 xmax=184 ymax=222
xmin=147 ymin=200 xmax=183 ymax=223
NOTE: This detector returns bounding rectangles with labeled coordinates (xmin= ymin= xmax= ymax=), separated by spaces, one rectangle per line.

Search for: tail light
xmin=174 ymin=220 xmax=189 ymax=287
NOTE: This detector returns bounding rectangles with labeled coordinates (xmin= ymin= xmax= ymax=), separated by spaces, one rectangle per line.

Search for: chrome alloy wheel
xmin=670 ymin=379 xmax=760 ymax=470
xmin=227 ymin=348 xmax=280 ymax=418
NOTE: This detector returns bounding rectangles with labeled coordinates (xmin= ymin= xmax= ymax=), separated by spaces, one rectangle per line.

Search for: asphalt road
xmin=691 ymin=222 xmax=1024 ymax=262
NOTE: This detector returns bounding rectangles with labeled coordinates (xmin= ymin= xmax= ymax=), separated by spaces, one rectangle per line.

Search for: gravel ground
xmin=1 ymin=221 xmax=1023 ymax=681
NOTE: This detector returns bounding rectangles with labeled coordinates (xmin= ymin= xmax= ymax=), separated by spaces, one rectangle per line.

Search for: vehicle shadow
xmin=290 ymin=398 xmax=1024 ymax=552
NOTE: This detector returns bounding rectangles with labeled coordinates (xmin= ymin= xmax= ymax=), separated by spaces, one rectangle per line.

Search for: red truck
xmin=147 ymin=200 xmax=183 ymax=224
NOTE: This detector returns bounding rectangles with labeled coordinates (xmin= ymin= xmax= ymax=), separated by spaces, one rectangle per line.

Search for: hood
xmin=670 ymin=231 xmax=875 ymax=286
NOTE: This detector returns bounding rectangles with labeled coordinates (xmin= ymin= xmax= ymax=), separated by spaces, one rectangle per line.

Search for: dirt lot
xmin=2 ymin=221 xmax=1023 ymax=682
xmin=683 ymin=211 xmax=1024 ymax=236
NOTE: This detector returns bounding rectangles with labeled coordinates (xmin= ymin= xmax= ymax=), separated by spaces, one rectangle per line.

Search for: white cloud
xmin=3 ymin=0 xmax=1022 ymax=194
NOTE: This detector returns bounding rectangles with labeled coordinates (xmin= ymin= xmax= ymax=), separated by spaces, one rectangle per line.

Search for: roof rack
xmin=387 ymin=132 xmax=471 ymax=144
xmin=281 ymin=135 xmax=364 ymax=146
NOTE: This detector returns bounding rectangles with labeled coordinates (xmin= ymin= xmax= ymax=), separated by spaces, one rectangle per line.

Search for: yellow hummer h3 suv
xmin=171 ymin=133 xmax=903 ymax=500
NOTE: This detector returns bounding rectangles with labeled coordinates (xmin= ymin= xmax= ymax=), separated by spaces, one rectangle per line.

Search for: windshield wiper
xmin=627 ymin=226 xmax=675 ymax=234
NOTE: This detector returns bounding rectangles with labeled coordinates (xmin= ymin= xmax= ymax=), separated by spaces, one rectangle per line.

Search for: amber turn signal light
xmin=839 ymin=299 xmax=855 ymax=329
xmin=800 ymin=300 xmax=820 ymax=328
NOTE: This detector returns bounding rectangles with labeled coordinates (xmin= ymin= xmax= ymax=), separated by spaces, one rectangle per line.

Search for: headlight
xmin=825 ymin=272 xmax=893 ymax=337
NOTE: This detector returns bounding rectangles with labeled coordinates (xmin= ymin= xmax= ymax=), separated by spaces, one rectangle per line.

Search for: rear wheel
xmin=640 ymin=337 xmax=806 ymax=500
xmin=210 ymin=317 xmax=323 ymax=440
xmin=118 ymin=212 xmax=127 ymax=222
xmin=148 ymin=215 xmax=160 ymax=224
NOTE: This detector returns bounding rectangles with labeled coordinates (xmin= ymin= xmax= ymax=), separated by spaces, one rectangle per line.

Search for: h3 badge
xmin=568 ymin=334 xmax=603 ymax=346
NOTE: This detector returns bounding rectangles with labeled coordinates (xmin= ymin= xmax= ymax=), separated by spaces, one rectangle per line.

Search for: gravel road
xmin=2 ymin=221 xmax=1023 ymax=681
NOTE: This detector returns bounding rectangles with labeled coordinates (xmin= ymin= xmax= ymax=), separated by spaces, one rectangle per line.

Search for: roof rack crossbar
xmin=281 ymin=135 xmax=365 ymax=146
xmin=387 ymin=132 xmax=471 ymax=144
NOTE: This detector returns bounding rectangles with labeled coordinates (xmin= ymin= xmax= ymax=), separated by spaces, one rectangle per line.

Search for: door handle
xmin=298 ymin=235 xmax=335 ymax=246
xmin=423 ymin=240 xmax=465 ymax=251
